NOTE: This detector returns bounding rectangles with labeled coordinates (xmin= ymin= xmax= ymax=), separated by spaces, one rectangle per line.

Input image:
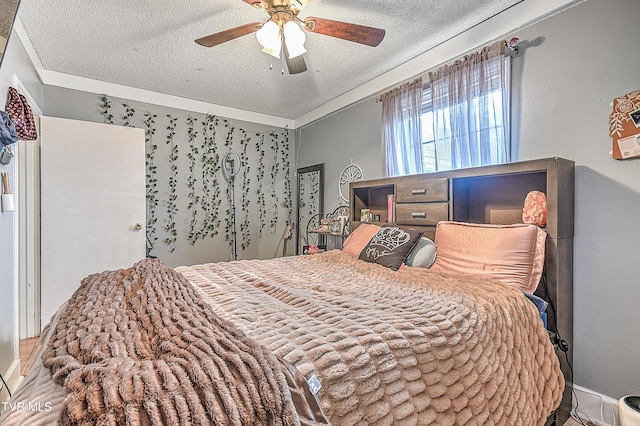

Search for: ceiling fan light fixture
xmin=256 ymin=20 xmax=281 ymax=58
xmin=283 ymin=21 xmax=307 ymax=59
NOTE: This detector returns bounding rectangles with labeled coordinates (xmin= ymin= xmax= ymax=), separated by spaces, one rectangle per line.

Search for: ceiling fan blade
xmin=303 ymin=17 xmax=385 ymax=47
xmin=286 ymin=55 xmax=307 ymax=74
xmin=195 ymin=22 xmax=261 ymax=47
xmin=283 ymin=44 xmax=307 ymax=74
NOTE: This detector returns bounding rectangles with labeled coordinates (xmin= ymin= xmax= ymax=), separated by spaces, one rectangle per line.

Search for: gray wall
xmin=295 ymin=98 xmax=383 ymax=212
xmin=43 ymin=86 xmax=295 ymax=267
xmin=0 ymin=30 xmax=42 ymax=387
xmin=297 ymin=0 xmax=640 ymax=399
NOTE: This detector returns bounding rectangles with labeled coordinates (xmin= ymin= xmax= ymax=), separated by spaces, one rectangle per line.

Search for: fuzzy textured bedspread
xmin=2 ymin=258 xmax=325 ymax=426
xmin=176 ymin=250 xmax=564 ymax=426
xmin=2 ymin=251 xmax=563 ymax=426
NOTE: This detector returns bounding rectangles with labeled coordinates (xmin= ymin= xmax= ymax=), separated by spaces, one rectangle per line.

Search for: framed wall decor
xmin=610 ymin=90 xmax=640 ymax=160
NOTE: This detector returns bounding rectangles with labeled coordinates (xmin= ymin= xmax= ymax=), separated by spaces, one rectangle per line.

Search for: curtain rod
xmin=374 ymin=37 xmax=519 ymax=103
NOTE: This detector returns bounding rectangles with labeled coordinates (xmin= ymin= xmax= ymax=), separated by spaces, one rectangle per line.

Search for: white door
xmin=40 ymin=117 xmax=146 ymax=328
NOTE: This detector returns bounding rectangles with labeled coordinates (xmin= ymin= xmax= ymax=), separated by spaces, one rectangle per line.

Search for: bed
xmin=1 ymin=219 xmax=564 ymax=426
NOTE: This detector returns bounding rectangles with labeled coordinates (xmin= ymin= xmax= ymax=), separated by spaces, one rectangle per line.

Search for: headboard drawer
xmin=395 ymin=202 xmax=449 ymax=226
xmin=395 ymin=177 xmax=448 ymax=202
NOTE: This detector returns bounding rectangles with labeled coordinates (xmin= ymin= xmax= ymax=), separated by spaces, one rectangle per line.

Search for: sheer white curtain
xmin=428 ymin=41 xmax=510 ymax=171
xmin=381 ymin=77 xmax=423 ymax=177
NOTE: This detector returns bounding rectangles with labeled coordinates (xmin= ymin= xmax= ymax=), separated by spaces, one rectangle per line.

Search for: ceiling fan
xmin=195 ymin=0 xmax=386 ymax=75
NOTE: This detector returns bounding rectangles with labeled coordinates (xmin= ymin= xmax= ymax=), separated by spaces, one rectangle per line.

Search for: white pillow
xmin=405 ymin=237 xmax=437 ymax=268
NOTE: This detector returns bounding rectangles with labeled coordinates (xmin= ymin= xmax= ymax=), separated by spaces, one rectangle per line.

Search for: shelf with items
xmin=305 ymin=206 xmax=350 ymax=251
xmin=351 ymin=182 xmax=395 ymax=224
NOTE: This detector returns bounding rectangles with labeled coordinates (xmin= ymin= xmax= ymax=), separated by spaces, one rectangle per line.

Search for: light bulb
xmin=256 ymin=21 xmax=281 ymax=58
xmin=283 ymin=21 xmax=306 ymax=59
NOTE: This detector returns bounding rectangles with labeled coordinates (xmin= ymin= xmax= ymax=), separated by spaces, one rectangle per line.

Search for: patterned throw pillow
xmin=358 ymin=225 xmax=422 ymax=271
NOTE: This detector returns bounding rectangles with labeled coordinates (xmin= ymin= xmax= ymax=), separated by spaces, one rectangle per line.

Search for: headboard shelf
xmin=349 ymin=157 xmax=574 ymax=423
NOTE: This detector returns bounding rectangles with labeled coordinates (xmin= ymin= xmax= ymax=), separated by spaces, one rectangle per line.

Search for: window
xmin=420 ymin=85 xmax=436 ymax=172
xmin=421 ymin=49 xmax=511 ymax=172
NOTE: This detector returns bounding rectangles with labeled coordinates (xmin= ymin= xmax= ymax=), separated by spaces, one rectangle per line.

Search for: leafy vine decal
xmin=186 ymin=116 xmax=200 ymax=244
xmin=163 ymin=115 xmax=179 ymax=252
xmin=121 ymin=103 xmax=136 ymax=127
xmin=255 ymin=133 xmax=267 ymax=237
xmin=280 ymin=131 xmax=292 ymax=227
xmin=239 ymin=129 xmax=251 ymax=250
xmin=100 ymin=95 xmax=114 ymax=124
xmin=269 ymin=131 xmax=280 ymax=233
xmin=143 ymin=112 xmax=159 ymax=253
xmin=197 ymin=114 xmax=221 ymax=240
xmin=223 ymin=121 xmax=235 ymax=249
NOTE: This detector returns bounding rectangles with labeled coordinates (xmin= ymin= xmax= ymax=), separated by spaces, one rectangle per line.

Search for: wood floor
xmin=19 ymin=337 xmax=40 ymax=376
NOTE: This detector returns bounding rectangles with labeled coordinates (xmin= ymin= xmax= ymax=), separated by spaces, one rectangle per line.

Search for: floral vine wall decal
xmin=197 ymin=114 xmax=221 ymax=241
xmin=280 ymin=131 xmax=293 ymax=228
xmin=121 ymin=103 xmax=136 ymax=127
xmin=186 ymin=116 xmax=200 ymax=244
xmin=269 ymin=131 xmax=280 ymax=233
xmin=222 ymin=122 xmax=235 ymax=251
xmin=239 ymin=129 xmax=252 ymax=250
xmin=256 ymin=133 xmax=267 ymax=237
xmin=100 ymin=96 xmax=114 ymax=124
xmin=143 ymin=112 xmax=159 ymax=251
xmin=98 ymin=95 xmax=292 ymax=259
xmin=164 ymin=115 xmax=179 ymax=252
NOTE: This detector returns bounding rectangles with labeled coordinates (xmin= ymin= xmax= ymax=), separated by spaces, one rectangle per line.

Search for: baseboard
xmin=0 ymin=359 xmax=22 ymax=403
xmin=573 ymin=384 xmax=619 ymax=426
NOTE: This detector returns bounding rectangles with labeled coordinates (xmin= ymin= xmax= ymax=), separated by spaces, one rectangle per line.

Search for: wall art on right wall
xmin=610 ymin=90 xmax=640 ymax=160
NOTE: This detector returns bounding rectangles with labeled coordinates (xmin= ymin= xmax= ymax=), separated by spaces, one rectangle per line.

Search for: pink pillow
xmin=430 ymin=221 xmax=545 ymax=293
xmin=342 ymin=224 xmax=381 ymax=257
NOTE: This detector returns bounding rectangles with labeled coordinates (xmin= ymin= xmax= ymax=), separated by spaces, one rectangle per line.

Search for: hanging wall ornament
xmin=338 ymin=161 xmax=364 ymax=206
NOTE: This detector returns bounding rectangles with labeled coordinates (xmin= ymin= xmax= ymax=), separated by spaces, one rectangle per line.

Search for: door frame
xmin=14 ymin=75 xmax=42 ymax=339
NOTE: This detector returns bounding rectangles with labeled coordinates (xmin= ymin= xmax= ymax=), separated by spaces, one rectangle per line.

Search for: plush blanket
xmin=10 ymin=258 xmax=325 ymax=426
xmin=2 ymin=251 xmax=563 ymax=426
xmin=177 ymin=250 xmax=564 ymax=426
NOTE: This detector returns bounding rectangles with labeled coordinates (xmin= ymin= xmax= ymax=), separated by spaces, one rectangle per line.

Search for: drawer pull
xmin=411 ymin=212 xmax=427 ymax=218
xmin=411 ymin=189 xmax=427 ymax=195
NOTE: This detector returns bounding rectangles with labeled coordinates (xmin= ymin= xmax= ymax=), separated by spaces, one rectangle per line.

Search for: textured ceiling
xmin=17 ymin=0 xmax=523 ymax=122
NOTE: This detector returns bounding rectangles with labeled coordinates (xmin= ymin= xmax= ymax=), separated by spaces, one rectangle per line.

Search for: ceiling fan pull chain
xmin=281 ymin=35 xmax=286 ymax=75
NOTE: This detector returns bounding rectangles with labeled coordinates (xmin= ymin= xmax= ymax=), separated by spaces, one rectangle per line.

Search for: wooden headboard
xmin=349 ymin=157 xmax=575 ymax=423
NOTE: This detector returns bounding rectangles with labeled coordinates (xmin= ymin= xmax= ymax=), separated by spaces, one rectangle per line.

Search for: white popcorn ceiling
xmin=17 ymin=0 xmax=522 ymax=121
